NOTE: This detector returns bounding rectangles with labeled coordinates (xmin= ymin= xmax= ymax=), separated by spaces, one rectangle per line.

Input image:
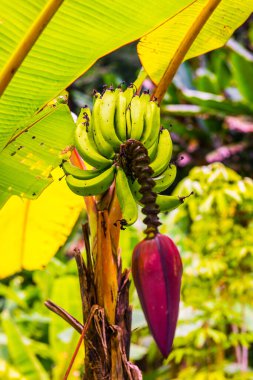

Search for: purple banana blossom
xmin=132 ymin=234 xmax=182 ymax=357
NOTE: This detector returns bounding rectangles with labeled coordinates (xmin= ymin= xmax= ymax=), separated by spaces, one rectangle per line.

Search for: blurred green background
xmin=0 ymin=16 xmax=253 ymax=380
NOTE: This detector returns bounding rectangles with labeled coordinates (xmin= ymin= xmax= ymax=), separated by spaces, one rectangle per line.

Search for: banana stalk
xmin=68 ymin=150 xmax=139 ymax=379
xmin=94 ymin=210 xmax=118 ymax=325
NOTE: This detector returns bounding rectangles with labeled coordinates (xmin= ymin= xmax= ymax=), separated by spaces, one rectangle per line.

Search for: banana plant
xmin=0 ymin=0 xmax=252 ymax=379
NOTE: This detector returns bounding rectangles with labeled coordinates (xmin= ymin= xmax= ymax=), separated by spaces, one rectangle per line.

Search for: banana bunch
xmin=63 ymin=86 xmax=187 ymax=226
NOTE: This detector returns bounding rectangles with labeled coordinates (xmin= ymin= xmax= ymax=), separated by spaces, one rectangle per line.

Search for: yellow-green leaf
xmin=0 ymin=103 xmax=75 ymax=204
xmin=0 ymin=0 xmax=194 ymax=151
xmin=0 ymin=168 xmax=84 ymax=279
xmin=137 ymin=0 xmax=253 ymax=84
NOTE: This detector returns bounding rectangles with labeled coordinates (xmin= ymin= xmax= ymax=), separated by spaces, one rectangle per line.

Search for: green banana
xmin=153 ymin=164 xmax=177 ymax=193
xmin=115 ymin=166 xmax=138 ymax=227
xmin=149 ymin=128 xmax=173 ymax=176
xmin=122 ymin=84 xmax=135 ymax=107
xmin=119 ymin=85 xmax=136 ymax=140
xmin=66 ymin=165 xmax=115 ymax=196
xmin=99 ymin=89 xmax=122 ymax=151
xmin=139 ymin=92 xmax=150 ymax=118
xmin=141 ymin=100 xmax=160 ymax=149
xmin=92 ymin=94 xmax=115 ymax=158
xmin=115 ymin=90 xmax=127 ymax=141
xmin=126 ymin=107 xmax=132 ymax=139
xmin=62 ymin=161 xmax=103 ymax=180
xmin=76 ymin=106 xmax=89 ymax=124
xmin=129 ymin=185 xmax=184 ymax=214
xmin=113 ymin=86 xmax=122 ymax=98
xmin=147 ymin=139 xmax=158 ymax=162
xmin=128 ymin=92 xmax=150 ymax=141
xmin=156 ymin=194 xmax=184 ymax=213
xmin=74 ymin=108 xmax=113 ymax=169
xmin=129 ymin=95 xmax=144 ymax=141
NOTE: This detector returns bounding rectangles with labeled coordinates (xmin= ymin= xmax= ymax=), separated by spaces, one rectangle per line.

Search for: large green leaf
xmin=0 ymin=103 xmax=74 ymax=200
xmin=0 ymin=0 xmax=194 ymax=152
xmin=137 ymin=0 xmax=253 ymax=84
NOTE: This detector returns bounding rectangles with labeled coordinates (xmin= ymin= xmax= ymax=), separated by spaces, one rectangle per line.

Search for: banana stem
xmin=152 ymin=0 xmax=222 ymax=103
xmin=70 ymin=149 xmax=98 ymax=257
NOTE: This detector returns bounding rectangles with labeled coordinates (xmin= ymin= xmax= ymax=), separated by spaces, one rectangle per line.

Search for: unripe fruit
xmin=132 ymin=234 xmax=182 ymax=357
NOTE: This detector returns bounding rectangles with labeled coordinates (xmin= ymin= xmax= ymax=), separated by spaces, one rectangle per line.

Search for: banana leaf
xmin=138 ymin=0 xmax=252 ymax=84
xmin=0 ymin=168 xmax=84 ymax=278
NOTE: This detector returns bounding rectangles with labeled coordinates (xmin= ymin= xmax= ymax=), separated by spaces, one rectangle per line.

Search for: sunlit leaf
xmin=0 ymin=0 xmax=194 ymax=151
xmin=138 ymin=0 xmax=253 ymax=84
xmin=0 ymin=103 xmax=75 ymax=207
xmin=0 ymin=168 xmax=84 ymax=279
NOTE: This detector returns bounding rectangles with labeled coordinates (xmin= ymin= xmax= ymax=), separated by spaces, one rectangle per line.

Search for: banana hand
xmin=66 ymin=165 xmax=115 ymax=196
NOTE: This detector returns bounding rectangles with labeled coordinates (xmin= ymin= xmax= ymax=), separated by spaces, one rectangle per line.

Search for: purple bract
xmin=132 ymin=234 xmax=182 ymax=357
